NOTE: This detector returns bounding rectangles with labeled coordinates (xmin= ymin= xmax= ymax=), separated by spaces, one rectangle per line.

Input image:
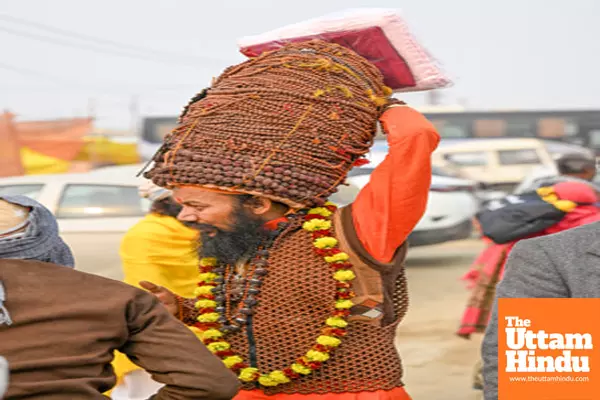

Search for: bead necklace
xmin=192 ymin=202 xmax=356 ymax=387
xmin=211 ymin=219 xmax=294 ymax=333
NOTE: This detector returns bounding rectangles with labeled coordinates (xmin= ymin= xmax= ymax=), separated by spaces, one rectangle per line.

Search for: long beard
xmin=194 ymin=209 xmax=266 ymax=265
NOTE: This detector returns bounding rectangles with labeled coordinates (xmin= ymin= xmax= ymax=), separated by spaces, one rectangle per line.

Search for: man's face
xmin=173 ymin=187 xmax=240 ymax=234
xmin=568 ymin=167 xmax=596 ymax=182
xmin=173 ymin=187 xmax=266 ymax=264
xmin=583 ymin=167 xmax=597 ymax=182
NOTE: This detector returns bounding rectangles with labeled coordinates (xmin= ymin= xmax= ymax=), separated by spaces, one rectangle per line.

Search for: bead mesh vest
xmin=229 ymin=206 xmax=409 ymax=395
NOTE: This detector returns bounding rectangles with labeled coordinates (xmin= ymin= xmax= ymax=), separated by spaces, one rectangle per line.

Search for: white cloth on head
xmin=138 ymin=181 xmax=172 ymax=202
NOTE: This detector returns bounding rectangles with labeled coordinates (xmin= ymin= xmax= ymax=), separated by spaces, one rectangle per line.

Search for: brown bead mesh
xmin=144 ymin=40 xmax=391 ymax=208
xmin=222 ymin=217 xmax=408 ymax=395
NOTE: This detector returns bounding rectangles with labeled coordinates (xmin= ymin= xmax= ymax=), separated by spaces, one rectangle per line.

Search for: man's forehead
xmin=172 ymin=186 xmax=235 ymax=203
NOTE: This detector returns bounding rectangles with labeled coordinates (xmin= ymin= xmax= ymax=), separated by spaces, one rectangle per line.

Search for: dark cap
xmin=557 ymin=153 xmax=596 ymax=174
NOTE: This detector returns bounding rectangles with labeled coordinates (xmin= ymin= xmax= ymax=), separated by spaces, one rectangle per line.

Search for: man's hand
xmin=139 ymin=281 xmax=178 ymax=316
xmin=379 ymin=102 xmax=409 ymax=135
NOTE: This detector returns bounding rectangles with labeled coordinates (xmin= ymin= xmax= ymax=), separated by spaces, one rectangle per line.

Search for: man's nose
xmin=177 ymin=206 xmax=198 ymax=222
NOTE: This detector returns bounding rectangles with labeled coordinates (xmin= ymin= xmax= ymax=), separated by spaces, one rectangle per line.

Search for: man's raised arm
xmin=352 ymin=105 xmax=440 ymax=263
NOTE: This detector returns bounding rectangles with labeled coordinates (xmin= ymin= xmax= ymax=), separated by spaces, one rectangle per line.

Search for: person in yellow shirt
xmin=109 ymin=182 xmax=202 ymax=400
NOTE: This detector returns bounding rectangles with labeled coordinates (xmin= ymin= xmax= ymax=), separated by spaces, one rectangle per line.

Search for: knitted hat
xmin=0 ymin=199 xmax=29 ymax=237
xmin=145 ymin=40 xmax=392 ymax=209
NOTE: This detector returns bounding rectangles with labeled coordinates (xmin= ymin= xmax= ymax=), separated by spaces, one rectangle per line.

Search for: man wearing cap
xmin=0 ymin=195 xmax=240 ymax=399
xmin=514 ymin=153 xmax=599 ymax=194
xmin=110 ymin=182 xmax=204 ymax=399
xmin=141 ymin=41 xmax=439 ymax=400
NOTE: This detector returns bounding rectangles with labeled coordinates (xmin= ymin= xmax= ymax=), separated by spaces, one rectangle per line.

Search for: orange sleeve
xmin=352 ymin=106 xmax=441 ymax=263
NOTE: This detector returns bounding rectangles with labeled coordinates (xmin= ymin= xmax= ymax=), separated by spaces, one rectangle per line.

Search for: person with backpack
xmin=456 ymin=181 xmax=600 ymax=392
xmin=482 ymin=209 xmax=600 ymax=399
xmin=514 ymin=153 xmax=599 ymax=194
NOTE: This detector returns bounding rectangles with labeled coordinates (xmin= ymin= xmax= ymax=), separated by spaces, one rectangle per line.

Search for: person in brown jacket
xmin=0 ymin=195 xmax=241 ymax=399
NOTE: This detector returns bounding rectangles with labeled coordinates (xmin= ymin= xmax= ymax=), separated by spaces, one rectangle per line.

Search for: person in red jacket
xmin=457 ymin=181 xmax=600 ymax=392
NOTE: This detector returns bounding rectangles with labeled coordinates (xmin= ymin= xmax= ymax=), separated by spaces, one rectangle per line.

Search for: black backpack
xmin=476 ymin=191 xmax=567 ymax=244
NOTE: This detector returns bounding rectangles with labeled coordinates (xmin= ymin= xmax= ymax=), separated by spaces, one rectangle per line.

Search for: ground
xmin=399 ymin=239 xmax=486 ymax=400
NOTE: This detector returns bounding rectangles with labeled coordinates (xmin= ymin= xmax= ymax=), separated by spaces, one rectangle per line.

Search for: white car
xmin=346 ymin=167 xmax=479 ymax=246
xmin=0 ymin=162 xmax=366 ymax=280
xmin=0 ymin=167 xmax=149 ymax=280
xmin=348 ymin=140 xmax=480 ymax=246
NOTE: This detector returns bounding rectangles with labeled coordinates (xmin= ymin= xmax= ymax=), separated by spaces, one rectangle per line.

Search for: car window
xmin=498 ymin=149 xmax=541 ymax=165
xmin=431 ymin=166 xmax=462 ymax=178
xmin=588 ymin=130 xmax=600 ymax=150
xmin=56 ymin=184 xmax=149 ymax=219
xmin=430 ymin=119 xmax=470 ymax=138
xmin=444 ymin=152 xmax=488 ymax=166
xmin=347 ymin=167 xmax=376 ymax=178
xmin=0 ymin=184 xmax=44 ymax=200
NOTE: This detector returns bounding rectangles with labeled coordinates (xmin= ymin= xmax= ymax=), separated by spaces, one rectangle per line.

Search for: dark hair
xmin=557 ymin=154 xmax=596 ymax=175
xmin=150 ymin=197 xmax=182 ymax=218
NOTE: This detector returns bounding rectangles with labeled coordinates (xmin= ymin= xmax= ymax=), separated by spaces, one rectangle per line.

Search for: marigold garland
xmin=192 ymin=202 xmax=356 ymax=387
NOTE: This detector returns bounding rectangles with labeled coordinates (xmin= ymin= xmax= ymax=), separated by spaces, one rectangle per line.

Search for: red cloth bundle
xmin=238 ymin=8 xmax=452 ymax=93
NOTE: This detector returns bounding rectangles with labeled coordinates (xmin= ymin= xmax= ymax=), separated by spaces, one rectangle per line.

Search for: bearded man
xmin=141 ymin=40 xmax=440 ymax=400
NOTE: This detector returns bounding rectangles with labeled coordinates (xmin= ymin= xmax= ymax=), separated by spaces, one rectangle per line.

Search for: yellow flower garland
xmin=536 ymin=186 xmax=577 ymax=212
xmin=192 ymin=202 xmax=355 ymax=387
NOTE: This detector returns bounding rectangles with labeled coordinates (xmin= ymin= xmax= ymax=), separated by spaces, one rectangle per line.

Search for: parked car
xmin=431 ymin=138 xmax=558 ymax=193
xmin=0 ymin=167 xmax=148 ymax=280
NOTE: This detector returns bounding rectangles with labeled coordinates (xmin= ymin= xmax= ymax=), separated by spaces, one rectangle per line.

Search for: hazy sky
xmin=1 ymin=0 xmax=598 ymax=129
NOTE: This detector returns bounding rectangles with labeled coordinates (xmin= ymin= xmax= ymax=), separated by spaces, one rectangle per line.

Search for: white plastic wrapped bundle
xmin=238 ymin=8 xmax=452 ymax=93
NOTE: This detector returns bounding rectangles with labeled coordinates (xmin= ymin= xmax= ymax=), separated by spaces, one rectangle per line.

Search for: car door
xmin=54 ymin=184 xmax=150 ymax=280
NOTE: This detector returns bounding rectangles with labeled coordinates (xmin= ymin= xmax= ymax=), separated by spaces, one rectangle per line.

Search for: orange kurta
xmin=235 ymin=387 xmax=411 ymax=400
xmin=353 ymin=106 xmax=440 ymax=264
